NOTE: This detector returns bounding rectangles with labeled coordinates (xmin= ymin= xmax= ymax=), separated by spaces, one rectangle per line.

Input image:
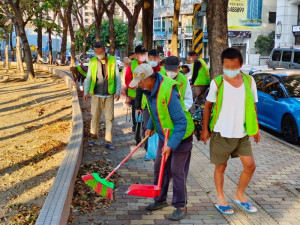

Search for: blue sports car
xmin=252 ymin=70 xmax=300 ymax=144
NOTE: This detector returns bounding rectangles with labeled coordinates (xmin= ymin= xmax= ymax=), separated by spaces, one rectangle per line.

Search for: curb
xmin=1 ymin=62 xmax=84 ymax=225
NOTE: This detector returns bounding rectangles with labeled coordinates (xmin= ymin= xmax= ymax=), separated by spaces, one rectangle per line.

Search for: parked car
xmin=269 ymin=47 xmax=300 ymax=69
xmin=252 ymin=69 xmax=300 ymax=144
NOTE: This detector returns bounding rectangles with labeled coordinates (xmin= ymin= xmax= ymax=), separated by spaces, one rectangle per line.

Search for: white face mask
xmin=166 ymin=71 xmax=178 ymax=79
xmin=149 ymin=61 xmax=158 ymax=67
xmin=97 ymin=54 xmax=105 ymax=60
xmin=223 ymin=69 xmax=240 ymax=78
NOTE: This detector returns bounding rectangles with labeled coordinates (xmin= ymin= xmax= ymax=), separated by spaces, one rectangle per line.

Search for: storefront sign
xmin=228 ymin=0 xmax=262 ymax=29
xmin=228 ymin=31 xmax=251 ymax=38
xmin=154 ymin=31 xmax=166 ymax=40
xmin=292 ymin=25 xmax=300 ymax=33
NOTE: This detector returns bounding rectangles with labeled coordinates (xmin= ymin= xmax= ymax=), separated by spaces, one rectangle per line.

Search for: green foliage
xmin=255 ymin=31 xmax=275 ymax=56
xmin=75 ymin=19 xmax=128 ymax=52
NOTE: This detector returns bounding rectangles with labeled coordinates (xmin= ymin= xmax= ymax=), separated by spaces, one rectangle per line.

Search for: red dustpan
xmin=127 ymin=129 xmax=170 ymax=198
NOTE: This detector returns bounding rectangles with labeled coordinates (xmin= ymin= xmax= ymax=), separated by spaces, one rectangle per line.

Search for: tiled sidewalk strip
xmin=72 ymin=100 xmax=300 ymax=225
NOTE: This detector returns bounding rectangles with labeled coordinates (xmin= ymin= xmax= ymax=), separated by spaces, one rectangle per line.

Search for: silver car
xmin=269 ymin=48 xmax=300 ymax=69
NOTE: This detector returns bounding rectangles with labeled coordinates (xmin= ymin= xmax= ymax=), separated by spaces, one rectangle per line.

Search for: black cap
xmin=135 ymin=45 xmax=147 ymax=53
xmin=93 ymin=42 xmax=105 ymax=48
xmin=148 ymin=49 xmax=159 ymax=57
xmin=165 ymin=56 xmax=180 ymax=70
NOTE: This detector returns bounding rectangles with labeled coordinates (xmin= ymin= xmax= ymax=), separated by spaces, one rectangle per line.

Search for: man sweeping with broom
xmin=128 ymin=63 xmax=195 ymax=221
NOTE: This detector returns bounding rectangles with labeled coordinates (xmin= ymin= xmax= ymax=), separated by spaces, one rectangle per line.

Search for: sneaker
xmin=144 ymin=154 xmax=150 ymax=161
xmin=169 ymin=208 xmax=187 ymax=221
xmin=146 ymin=201 xmax=168 ymax=211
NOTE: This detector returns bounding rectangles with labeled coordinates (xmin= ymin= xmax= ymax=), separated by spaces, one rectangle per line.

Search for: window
xmin=253 ymin=75 xmax=265 ymax=92
xmin=298 ymin=5 xmax=300 ymax=25
xmin=282 ymin=51 xmax=292 ymax=62
xmin=268 ymin=12 xmax=276 ymax=23
xmin=272 ymin=50 xmax=281 ymax=61
xmin=293 ymin=51 xmax=300 ymax=64
xmin=85 ymin=19 xmax=89 ymax=23
xmin=262 ymin=76 xmax=284 ymax=97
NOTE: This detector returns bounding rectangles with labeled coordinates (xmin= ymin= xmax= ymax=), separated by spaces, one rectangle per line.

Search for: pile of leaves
xmin=8 ymin=204 xmax=41 ymax=225
xmin=71 ymin=160 xmax=121 ymax=215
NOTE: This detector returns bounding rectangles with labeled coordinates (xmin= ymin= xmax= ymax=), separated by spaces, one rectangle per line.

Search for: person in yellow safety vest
xmin=136 ymin=49 xmax=162 ymax=161
xmin=129 ymin=63 xmax=194 ymax=221
xmin=70 ymin=64 xmax=88 ymax=94
xmin=188 ymin=51 xmax=210 ymax=107
xmin=124 ymin=45 xmax=148 ymax=133
xmin=201 ymin=48 xmax=260 ymax=215
xmin=159 ymin=58 xmax=167 ymax=76
xmin=164 ymin=56 xmax=193 ymax=111
xmin=83 ymin=42 xmax=121 ymax=150
xmin=120 ymin=57 xmax=130 ymax=99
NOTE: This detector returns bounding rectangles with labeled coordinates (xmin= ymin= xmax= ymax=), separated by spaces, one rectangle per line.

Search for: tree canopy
xmin=255 ymin=31 xmax=275 ymax=56
xmin=75 ymin=19 xmax=128 ymax=52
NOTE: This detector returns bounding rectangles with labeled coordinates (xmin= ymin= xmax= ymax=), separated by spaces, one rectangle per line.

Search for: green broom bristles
xmin=82 ymin=173 xmax=114 ymax=200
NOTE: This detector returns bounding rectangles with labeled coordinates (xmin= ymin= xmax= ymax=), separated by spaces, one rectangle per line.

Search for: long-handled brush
xmin=82 ymin=136 xmax=149 ymax=200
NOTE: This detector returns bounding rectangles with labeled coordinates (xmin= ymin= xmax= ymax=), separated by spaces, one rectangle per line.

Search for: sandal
xmin=233 ymin=199 xmax=257 ymax=213
xmin=215 ymin=204 xmax=234 ymax=215
xmin=88 ymin=141 xmax=96 ymax=147
xmin=105 ymin=143 xmax=115 ymax=150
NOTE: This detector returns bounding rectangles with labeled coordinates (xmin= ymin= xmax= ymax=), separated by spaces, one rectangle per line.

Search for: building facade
xmin=153 ymin=0 xmax=277 ymax=65
xmin=275 ymin=0 xmax=300 ymax=48
xmin=153 ymin=0 xmax=200 ymax=59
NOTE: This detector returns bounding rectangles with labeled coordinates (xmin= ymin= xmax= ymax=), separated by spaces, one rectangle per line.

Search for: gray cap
xmin=165 ymin=56 xmax=180 ymax=70
xmin=129 ymin=63 xmax=153 ymax=88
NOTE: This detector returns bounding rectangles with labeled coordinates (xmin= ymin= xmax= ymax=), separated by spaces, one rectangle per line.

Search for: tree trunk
xmin=170 ymin=0 xmax=180 ymax=56
xmin=82 ymin=36 xmax=87 ymax=59
xmin=127 ymin=21 xmax=136 ymax=54
xmin=92 ymin=0 xmax=104 ymax=42
xmin=67 ymin=1 xmax=76 ymax=67
xmin=48 ymin=28 xmax=53 ymax=65
xmin=59 ymin=6 xmax=69 ymax=65
xmin=15 ymin=26 xmax=24 ymax=74
xmin=10 ymin=29 xmax=15 ymax=61
xmin=19 ymin=26 xmax=35 ymax=79
xmin=4 ymin=32 xmax=10 ymax=69
xmin=37 ymin=13 xmax=43 ymax=59
xmin=142 ymin=0 xmax=153 ymax=50
xmin=108 ymin=1 xmax=116 ymax=55
xmin=207 ymin=0 xmax=229 ymax=78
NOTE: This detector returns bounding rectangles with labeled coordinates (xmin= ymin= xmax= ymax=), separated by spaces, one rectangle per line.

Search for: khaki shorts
xmin=210 ymin=132 xmax=253 ymax=165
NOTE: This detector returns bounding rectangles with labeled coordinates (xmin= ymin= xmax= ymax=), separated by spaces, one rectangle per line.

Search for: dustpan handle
xmin=105 ymin=135 xmax=149 ymax=180
xmin=157 ymin=129 xmax=170 ymax=189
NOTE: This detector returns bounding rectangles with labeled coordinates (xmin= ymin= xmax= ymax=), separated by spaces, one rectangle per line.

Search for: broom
xmin=82 ymin=136 xmax=149 ymax=200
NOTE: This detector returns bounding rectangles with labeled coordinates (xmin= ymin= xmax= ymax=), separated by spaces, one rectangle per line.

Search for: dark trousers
xmin=154 ymin=136 xmax=193 ymax=208
xmin=130 ymin=99 xmax=136 ymax=131
xmin=142 ymin=109 xmax=150 ymax=151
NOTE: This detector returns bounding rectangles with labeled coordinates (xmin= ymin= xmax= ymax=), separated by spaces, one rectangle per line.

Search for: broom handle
xmin=105 ymin=135 xmax=149 ymax=180
xmin=157 ymin=129 xmax=170 ymax=189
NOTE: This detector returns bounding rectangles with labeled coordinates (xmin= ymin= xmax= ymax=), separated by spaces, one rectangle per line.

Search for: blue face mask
xmin=149 ymin=61 xmax=158 ymax=67
xmin=223 ymin=69 xmax=240 ymax=78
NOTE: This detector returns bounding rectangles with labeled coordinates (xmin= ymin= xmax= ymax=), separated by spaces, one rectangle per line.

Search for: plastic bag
xmin=147 ymin=133 xmax=159 ymax=159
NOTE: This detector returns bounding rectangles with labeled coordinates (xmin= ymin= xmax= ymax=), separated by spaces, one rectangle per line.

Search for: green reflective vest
xmin=127 ymin=59 xmax=139 ymax=98
xmin=193 ymin=58 xmax=210 ymax=86
xmin=159 ymin=66 xmax=167 ymax=76
xmin=89 ymin=56 xmax=116 ymax=95
xmin=209 ymin=74 xmax=259 ymax=136
xmin=146 ymin=76 xmax=195 ymax=140
xmin=177 ymin=72 xmax=188 ymax=99
xmin=76 ymin=65 xmax=87 ymax=77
